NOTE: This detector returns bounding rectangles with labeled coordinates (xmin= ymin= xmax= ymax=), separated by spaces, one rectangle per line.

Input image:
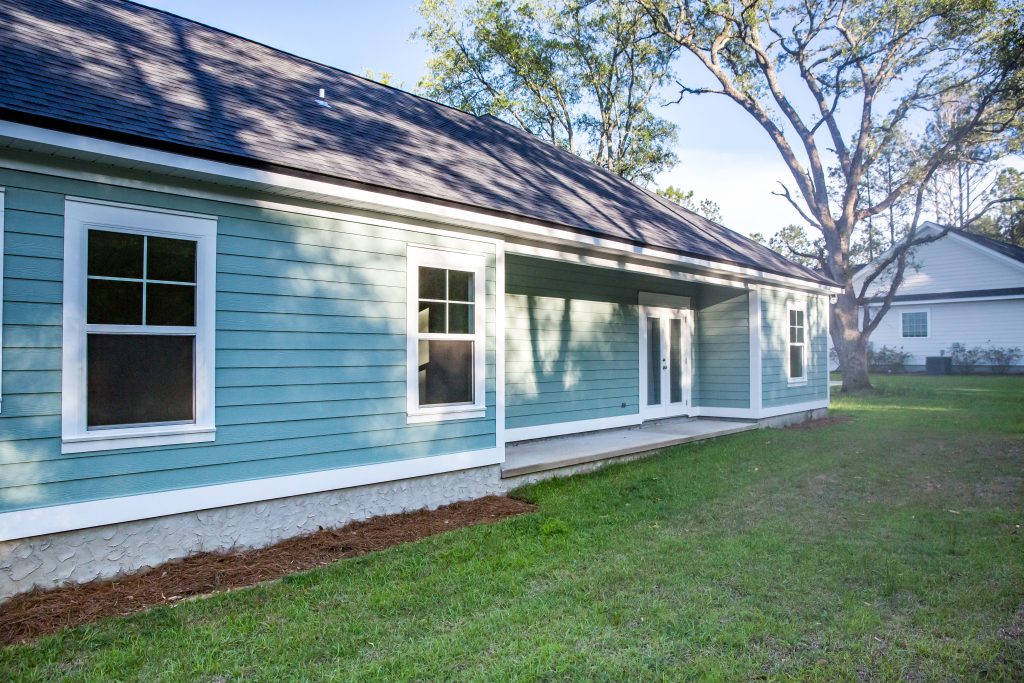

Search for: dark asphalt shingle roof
xmin=949 ymin=227 xmax=1024 ymax=264
xmin=0 ymin=0 xmax=831 ymax=286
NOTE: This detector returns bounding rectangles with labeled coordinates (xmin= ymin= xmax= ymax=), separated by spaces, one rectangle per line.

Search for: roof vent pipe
xmin=315 ymin=88 xmax=331 ymax=109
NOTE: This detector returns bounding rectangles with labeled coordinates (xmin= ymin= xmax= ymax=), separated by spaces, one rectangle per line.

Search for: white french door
xmin=639 ymin=298 xmax=692 ymax=421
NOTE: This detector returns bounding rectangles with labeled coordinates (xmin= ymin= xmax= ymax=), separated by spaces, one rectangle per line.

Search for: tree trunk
xmin=830 ymin=288 xmax=873 ymax=391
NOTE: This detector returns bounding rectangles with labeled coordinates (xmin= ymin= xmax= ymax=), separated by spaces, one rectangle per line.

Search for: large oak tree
xmin=641 ymin=0 xmax=1023 ymax=389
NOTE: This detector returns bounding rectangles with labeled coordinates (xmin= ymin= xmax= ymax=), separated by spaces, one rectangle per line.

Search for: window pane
xmin=448 ymin=303 xmax=473 ymax=333
xmin=418 ymin=301 xmax=446 ymax=333
xmin=448 ymin=270 xmax=474 ymax=302
xmin=790 ymin=345 xmax=804 ymax=379
xmin=418 ymin=339 xmax=473 ymax=405
xmin=88 ymin=230 xmax=143 ymax=278
xmin=87 ymin=334 xmax=194 ymax=427
xmin=87 ymin=279 xmax=142 ymax=325
xmin=647 ymin=317 xmax=661 ymax=406
xmin=418 ymin=266 xmax=446 ymax=300
xmin=902 ymin=312 xmax=927 ymax=337
xmin=148 ymin=236 xmax=196 ymax=283
xmin=147 ymin=283 xmax=196 ymax=326
xmin=670 ymin=318 xmax=682 ymax=403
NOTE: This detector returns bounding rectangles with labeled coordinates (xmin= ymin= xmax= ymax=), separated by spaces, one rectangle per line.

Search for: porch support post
xmin=748 ymin=287 xmax=762 ymax=417
xmin=496 ymin=240 xmax=507 ymax=451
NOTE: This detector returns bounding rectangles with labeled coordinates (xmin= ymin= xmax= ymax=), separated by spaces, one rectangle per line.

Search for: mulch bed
xmin=0 ymin=495 xmax=535 ymax=647
xmin=785 ymin=415 xmax=852 ymax=431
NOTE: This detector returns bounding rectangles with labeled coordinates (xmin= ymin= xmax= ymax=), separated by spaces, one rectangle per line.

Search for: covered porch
xmin=500 ymin=416 xmax=758 ymax=478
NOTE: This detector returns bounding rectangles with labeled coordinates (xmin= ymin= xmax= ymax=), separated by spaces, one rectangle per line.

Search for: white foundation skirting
xmin=0 ymin=464 xmax=504 ymax=601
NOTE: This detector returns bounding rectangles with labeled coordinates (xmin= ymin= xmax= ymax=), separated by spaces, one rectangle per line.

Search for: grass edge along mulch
xmin=0 ymin=494 xmax=535 ymax=647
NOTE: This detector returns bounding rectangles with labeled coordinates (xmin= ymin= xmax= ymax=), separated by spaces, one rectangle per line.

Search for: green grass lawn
xmin=3 ymin=375 xmax=1023 ymax=681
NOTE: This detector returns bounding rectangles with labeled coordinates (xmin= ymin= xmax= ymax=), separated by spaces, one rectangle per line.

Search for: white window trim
xmin=787 ymin=302 xmax=808 ymax=386
xmin=406 ymin=246 xmax=487 ymax=423
xmin=900 ymin=309 xmax=930 ymax=339
xmin=61 ymin=198 xmax=217 ymax=454
xmin=0 ymin=187 xmax=5 ymax=413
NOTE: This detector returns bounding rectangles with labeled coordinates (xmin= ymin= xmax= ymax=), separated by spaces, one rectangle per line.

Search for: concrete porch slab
xmin=501 ymin=417 xmax=758 ymax=479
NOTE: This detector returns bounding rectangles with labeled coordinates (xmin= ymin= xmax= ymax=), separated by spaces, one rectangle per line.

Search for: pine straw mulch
xmin=785 ymin=415 xmax=852 ymax=431
xmin=0 ymin=495 xmax=535 ymax=647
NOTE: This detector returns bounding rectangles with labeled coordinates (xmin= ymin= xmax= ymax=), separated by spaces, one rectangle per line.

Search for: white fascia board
xmin=881 ymin=294 xmax=1024 ymax=306
xmin=0 ymin=447 xmax=503 ymax=541
xmin=0 ymin=120 xmax=839 ymax=295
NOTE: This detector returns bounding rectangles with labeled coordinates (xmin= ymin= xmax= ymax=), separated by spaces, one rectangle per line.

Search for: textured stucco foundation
xmin=0 ymin=464 xmax=505 ymax=601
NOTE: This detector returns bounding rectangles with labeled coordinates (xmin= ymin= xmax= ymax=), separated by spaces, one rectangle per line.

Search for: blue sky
xmin=137 ymin=0 xmax=814 ymax=237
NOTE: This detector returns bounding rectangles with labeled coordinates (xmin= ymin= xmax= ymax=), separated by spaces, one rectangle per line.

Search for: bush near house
xmin=867 ymin=344 xmax=913 ymax=373
xmin=950 ymin=343 xmax=1023 ymax=374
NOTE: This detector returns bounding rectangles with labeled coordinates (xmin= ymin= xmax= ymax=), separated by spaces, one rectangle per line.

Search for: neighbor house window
xmin=61 ymin=199 xmax=216 ymax=454
xmin=406 ymin=246 xmax=486 ymax=422
xmin=901 ymin=311 xmax=928 ymax=338
xmin=788 ymin=304 xmax=807 ymax=383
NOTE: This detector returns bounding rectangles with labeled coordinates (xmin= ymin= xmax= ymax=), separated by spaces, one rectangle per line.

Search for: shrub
xmin=949 ymin=343 xmax=984 ymax=374
xmin=867 ymin=344 xmax=912 ymax=373
xmin=949 ymin=343 xmax=1022 ymax=374
xmin=983 ymin=346 xmax=1022 ymax=374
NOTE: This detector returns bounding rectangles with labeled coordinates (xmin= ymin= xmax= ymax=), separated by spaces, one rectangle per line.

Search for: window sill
xmin=62 ymin=425 xmax=216 ymax=454
xmin=406 ymin=407 xmax=486 ymax=424
xmin=787 ymin=378 xmax=809 ymax=387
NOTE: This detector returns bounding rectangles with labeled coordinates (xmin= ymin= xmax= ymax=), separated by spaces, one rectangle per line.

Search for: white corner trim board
xmin=748 ymin=288 xmax=762 ymax=414
xmin=0 ymin=447 xmax=504 ymax=541
xmin=0 ymin=120 xmax=840 ymax=296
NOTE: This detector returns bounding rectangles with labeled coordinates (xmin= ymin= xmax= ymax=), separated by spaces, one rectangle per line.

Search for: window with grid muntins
xmin=901 ymin=311 xmax=928 ymax=338
xmin=417 ymin=266 xmax=476 ymax=406
xmin=86 ymin=229 xmax=198 ymax=427
xmin=788 ymin=307 xmax=806 ymax=381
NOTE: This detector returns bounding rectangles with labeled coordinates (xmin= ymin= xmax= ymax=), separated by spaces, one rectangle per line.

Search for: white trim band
xmin=0 ymin=447 xmax=503 ymax=541
xmin=506 ymin=414 xmax=643 ymax=443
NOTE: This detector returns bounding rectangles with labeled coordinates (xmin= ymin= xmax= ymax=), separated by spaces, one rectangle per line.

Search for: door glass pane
xmin=87 ymin=279 xmax=142 ymax=325
xmin=88 ymin=230 xmax=143 ymax=278
xmin=670 ymin=317 xmax=683 ymax=403
xmin=647 ymin=317 xmax=661 ymax=406
xmin=146 ymin=283 xmax=196 ymax=326
xmin=418 ymin=339 xmax=473 ymax=405
xmin=87 ymin=334 xmax=194 ymax=427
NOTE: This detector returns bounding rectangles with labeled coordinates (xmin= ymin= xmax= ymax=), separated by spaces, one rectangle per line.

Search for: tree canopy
xmin=417 ymin=0 xmax=680 ymax=184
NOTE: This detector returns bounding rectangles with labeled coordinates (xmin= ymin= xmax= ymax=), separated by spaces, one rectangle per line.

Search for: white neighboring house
xmin=836 ymin=222 xmax=1024 ymax=372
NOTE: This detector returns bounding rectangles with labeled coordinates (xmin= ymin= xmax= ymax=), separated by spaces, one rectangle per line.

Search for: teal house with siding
xmin=0 ymin=0 xmax=838 ymax=598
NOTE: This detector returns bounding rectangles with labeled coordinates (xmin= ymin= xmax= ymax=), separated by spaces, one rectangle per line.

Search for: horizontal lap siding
xmin=693 ymin=289 xmax=750 ymax=408
xmin=761 ymin=289 xmax=828 ymax=407
xmin=505 ymin=255 xmax=700 ymax=430
xmin=0 ymin=168 xmax=496 ymax=513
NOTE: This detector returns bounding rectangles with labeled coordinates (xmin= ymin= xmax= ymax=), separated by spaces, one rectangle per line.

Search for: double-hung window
xmin=901 ymin=311 xmax=928 ymax=338
xmin=61 ymin=200 xmax=216 ymax=453
xmin=406 ymin=246 xmax=486 ymax=422
xmin=787 ymin=304 xmax=807 ymax=384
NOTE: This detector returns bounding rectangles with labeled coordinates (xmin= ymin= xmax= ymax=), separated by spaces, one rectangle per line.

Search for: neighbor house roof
xmin=0 ymin=0 xmax=832 ymax=286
